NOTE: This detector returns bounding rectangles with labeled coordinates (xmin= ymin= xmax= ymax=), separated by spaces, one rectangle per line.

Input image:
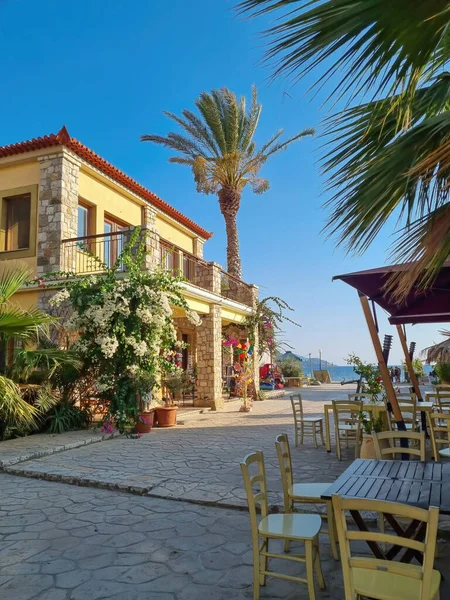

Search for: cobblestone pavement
xmin=5 ymin=390 xmax=356 ymax=508
xmin=1 ymin=473 xmax=449 ymax=600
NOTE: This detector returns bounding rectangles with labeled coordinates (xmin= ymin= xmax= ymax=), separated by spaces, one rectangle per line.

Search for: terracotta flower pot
xmin=155 ymin=406 xmax=177 ymax=427
xmin=135 ymin=411 xmax=154 ymax=434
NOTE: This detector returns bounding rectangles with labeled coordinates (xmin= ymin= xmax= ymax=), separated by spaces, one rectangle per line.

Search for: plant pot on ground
xmin=135 ymin=411 xmax=154 ymax=434
xmin=155 ymin=399 xmax=177 ymax=427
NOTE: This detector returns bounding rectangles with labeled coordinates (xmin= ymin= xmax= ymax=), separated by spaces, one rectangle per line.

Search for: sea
xmin=303 ymin=364 xmax=434 ymax=382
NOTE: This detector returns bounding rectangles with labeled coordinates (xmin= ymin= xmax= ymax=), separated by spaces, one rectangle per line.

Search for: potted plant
xmin=359 ymin=410 xmax=384 ymax=459
xmin=157 ymin=370 xmax=190 ymax=427
xmin=435 ymin=362 xmax=450 ymax=385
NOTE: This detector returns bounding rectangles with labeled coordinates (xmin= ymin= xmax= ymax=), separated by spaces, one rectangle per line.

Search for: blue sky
xmin=0 ymin=0 xmax=442 ymax=363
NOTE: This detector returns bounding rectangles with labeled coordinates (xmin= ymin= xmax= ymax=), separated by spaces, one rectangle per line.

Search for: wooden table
xmin=324 ymin=401 xmax=434 ymax=452
xmin=322 ymin=459 xmax=450 ymax=563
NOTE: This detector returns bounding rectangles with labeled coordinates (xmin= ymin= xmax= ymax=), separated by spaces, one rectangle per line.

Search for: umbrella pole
xmin=359 ymin=293 xmax=405 ymax=430
xmin=396 ymin=325 xmax=426 ymax=430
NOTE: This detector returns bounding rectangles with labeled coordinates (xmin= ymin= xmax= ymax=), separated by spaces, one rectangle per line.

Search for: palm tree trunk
xmin=218 ymin=187 xmax=242 ymax=279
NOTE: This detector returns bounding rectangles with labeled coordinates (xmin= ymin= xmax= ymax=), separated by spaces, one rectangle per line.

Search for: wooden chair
xmin=348 ymin=393 xmax=373 ymax=402
xmin=427 ymin=411 xmax=450 ymax=461
xmin=332 ymin=495 xmax=441 ymax=600
xmin=435 ymin=391 xmax=450 ymax=412
xmin=290 ymin=394 xmax=324 ymax=449
xmin=275 ymin=433 xmax=339 ymax=560
xmin=372 ymin=430 xmax=426 ymax=461
xmin=332 ymin=400 xmax=362 ymax=460
xmin=387 ymin=394 xmax=419 ymax=431
xmin=240 ymin=451 xmax=325 ymax=600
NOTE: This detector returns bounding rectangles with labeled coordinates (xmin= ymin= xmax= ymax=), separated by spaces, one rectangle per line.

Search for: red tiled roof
xmin=0 ymin=126 xmax=213 ymax=240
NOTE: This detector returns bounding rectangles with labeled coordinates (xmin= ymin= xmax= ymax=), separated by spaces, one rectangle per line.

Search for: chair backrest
xmin=396 ymin=394 xmax=417 ymax=427
xmin=427 ymin=412 xmax=450 ymax=461
xmin=332 ymin=494 xmax=439 ymax=600
xmin=275 ymin=434 xmax=293 ymax=512
xmin=435 ymin=384 xmax=450 ymax=392
xmin=240 ymin=452 xmax=269 ymax=547
xmin=290 ymin=394 xmax=303 ymax=422
xmin=435 ymin=392 xmax=450 ymax=412
xmin=348 ymin=393 xmax=373 ymax=402
xmin=332 ymin=400 xmax=363 ymax=428
xmin=372 ymin=430 xmax=426 ymax=461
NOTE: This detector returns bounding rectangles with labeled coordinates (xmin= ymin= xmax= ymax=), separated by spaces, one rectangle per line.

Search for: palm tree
xmin=142 ymin=85 xmax=313 ymax=278
xmin=239 ymin=1 xmax=450 ymax=297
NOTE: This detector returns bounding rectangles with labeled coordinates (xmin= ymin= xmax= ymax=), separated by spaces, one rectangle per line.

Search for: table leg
xmin=325 ymin=407 xmax=331 ymax=452
xmin=384 ymin=515 xmax=424 ymax=565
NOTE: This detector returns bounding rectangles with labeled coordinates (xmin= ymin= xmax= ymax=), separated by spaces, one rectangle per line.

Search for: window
xmin=0 ymin=186 xmax=37 ymax=257
xmin=104 ymin=216 xmax=128 ymax=267
xmin=77 ymin=204 xmax=91 ymax=238
xmin=2 ymin=193 xmax=31 ymax=251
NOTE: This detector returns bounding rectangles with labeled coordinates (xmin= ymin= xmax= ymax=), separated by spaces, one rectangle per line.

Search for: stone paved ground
xmin=2 ymin=384 xmax=447 ymax=600
xmin=5 ymin=389 xmax=357 ymax=508
xmin=1 ymin=473 xmax=449 ymax=600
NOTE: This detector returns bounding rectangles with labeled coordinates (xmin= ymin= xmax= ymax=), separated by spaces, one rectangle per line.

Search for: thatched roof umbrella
xmin=421 ymin=331 xmax=450 ymax=364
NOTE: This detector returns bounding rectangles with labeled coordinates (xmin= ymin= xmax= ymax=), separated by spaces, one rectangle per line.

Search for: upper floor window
xmin=0 ymin=185 xmax=37 ymax=257
xmin=77 ymin=203 xmax=91 ymax=238
xmin=2 ymin=193 xmax=31 ymax=251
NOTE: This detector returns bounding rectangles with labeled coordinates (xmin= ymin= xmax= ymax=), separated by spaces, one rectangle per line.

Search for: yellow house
xmin=0 ymin=127 xmax=259 ymax=408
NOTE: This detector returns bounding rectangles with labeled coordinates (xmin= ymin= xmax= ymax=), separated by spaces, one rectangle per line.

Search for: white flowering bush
xmin=51 ymin=228 xmax=200 ymax=432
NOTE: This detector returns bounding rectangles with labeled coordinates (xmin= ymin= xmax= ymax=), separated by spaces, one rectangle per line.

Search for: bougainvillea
xmin=50 ymin=227 xmax=201 ymax=432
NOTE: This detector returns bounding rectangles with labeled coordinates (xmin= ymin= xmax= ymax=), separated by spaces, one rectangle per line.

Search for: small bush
xmin=435 ymin=362 xmax=450 ymax=383
xmin=47 ymin=402 xmax=91 ymax=434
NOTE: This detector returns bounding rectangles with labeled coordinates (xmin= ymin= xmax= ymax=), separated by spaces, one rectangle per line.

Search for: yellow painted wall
xmin=0 ymin=162 xmax=40 ymax=191
xmin=10 ymin=289 xmax=39 ymax=311
xmin=78 ymin=170 xmax=142 ymax=232
xmin=156 ymin=216 xmax=194 ymax=253
xmin=221 ymin=307 xmax=247 ymax=324
xmin=0 ymin=162 xmax=40 ymax=275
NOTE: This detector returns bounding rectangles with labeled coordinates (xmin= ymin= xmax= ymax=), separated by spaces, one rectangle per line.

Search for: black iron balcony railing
xmin=61 ymin=228 xmax=254 ymax=306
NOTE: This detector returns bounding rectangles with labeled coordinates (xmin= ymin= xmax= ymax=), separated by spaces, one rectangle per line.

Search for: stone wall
xmin=193 ymin=237 xmax=204 ymax=259
xmin=37 ymin=150 xmax=80 ymax=276
xmin=141 ymin=206 xmax=160 ymax=271
xmin=195 ymin=304 xmax=223 ymax=409
xmin=194 ymin=262 xmax=221 ymax=294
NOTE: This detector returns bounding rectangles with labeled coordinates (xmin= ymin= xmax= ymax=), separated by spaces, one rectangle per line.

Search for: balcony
xmin=61 ymin=228 xmax=254 ymax=307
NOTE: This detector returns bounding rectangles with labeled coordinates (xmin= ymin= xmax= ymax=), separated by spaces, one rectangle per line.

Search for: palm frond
xmin=196 ymin=91 xmax=227 ymax=153
xmin=181 ymin=109 xmax=220 ymax=156
xmin=0 ymin=305 xmax=54 ymax=339
xmin=239 ymin=85 xmax=261 ymax=153
xmin=0 ymin=376 xmax=38 ymax=429
xmin=263 ymin=128 xmax=314 ymax=157
xmin=0 ymin=262 xmax=31 ymax=303
xmin=11 ymin=347 xmax=81 ymax=381
xmin=238 ymin=0 xmax=450 ymax=100
xmin=34 ymin=384 xmax=60 ymax=415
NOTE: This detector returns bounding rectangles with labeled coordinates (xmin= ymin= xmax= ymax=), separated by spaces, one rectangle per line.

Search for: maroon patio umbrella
xmin=333 ymin=259 xmax=450 ymax=325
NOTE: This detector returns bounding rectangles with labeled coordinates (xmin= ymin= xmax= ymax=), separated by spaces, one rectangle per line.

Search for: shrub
xmin=435 ymin=362 xmax=450 ymax=383
xmin=278 ymin=356 xmax=303 ymax=377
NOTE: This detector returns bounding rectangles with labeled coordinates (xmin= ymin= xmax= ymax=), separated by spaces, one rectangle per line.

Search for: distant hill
xmin=277 ymin=351 xmax=336 ymax=368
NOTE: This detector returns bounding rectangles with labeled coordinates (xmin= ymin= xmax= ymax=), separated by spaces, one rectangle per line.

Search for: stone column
xmin=37 ymin=150 xmax=80 ymax=276
xmin=250 ymin=285 xmax=260 ymax=391
xmin=141 ymin=205 xmax=160 ymax=271
xmin=193 ymin=237 xmax=204 ymax=259
xmin=195 ymin=304 xmax=224 ymax=410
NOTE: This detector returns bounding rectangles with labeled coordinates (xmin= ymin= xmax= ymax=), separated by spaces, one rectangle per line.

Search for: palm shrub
xmin=435 ymin=362 xmax=450 ymax=384
xmin=239 ymin=0 xmax=450 ymax=298
xmin=0 ymin=263 xmax=61 ymax=439
xmin=142 ymin=86 xmax=313 ymax=278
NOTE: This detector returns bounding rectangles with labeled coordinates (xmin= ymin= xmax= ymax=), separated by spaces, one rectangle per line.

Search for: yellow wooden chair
xmin=427 ymin=411 xmax=450 ymax=461
xmin=290 ymin=394 xmax=324 ymax=448
xmin=372 ymin=430 xmax=426 ymax=461
xmin=275 ymin=433 xmax=339 ymax=560
xmin=332 ymin=494 xmax=441 ymax=600
xmin=240 ymin=451 xmax=325 ymax=600
xmin=386 ymin=395 xmax=419 ymax=432
xmin=332 ymin=400 xmax=362 ymax=460
xmin=435 ymin=391 xmax=450 ymax=412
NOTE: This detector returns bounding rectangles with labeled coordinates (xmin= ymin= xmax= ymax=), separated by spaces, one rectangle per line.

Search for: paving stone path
xmin=2 ymin=385 xmax=449 ymax=599
xmin=4 ymin=391 xmax=354 ymax=508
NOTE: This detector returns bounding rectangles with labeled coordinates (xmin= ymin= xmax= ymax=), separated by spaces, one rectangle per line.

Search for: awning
xmin=333 ymin=260 xmax=450 ymax=325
